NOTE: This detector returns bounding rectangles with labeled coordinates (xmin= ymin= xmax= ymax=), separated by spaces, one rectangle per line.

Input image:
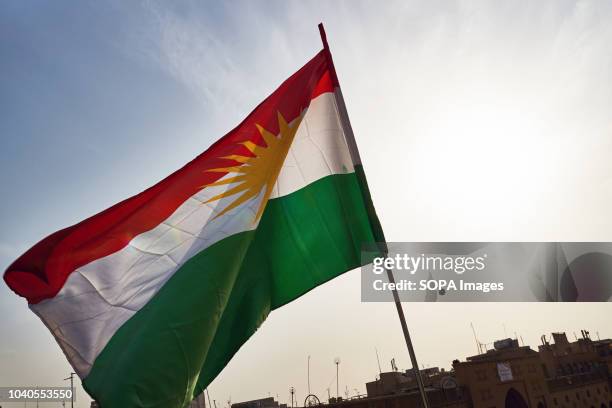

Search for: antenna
xmin=520 ymin=336 xmax=525 ymax=346
xmin=470 ymin=323 xmax=484 ymax=354
xmin=375 ymin=348 xmax=382 ymax=375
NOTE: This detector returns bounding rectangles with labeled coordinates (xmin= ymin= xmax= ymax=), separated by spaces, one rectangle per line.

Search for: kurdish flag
xmin=4 ymin=37 xmax=383 ymax=408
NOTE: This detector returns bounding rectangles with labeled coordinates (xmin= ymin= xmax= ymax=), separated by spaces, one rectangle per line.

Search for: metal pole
xmin=334 ymin=359 xmax=340 ymax=399
xmin=317 ymin=22 xmax=430 ymax=408
xmin=206 ymin=389 xmax=212 ymax=408
xmin=385 ymin=269 xmax=430 ymax=408
xmin=307 ymin=355 xmax=311 ymax=395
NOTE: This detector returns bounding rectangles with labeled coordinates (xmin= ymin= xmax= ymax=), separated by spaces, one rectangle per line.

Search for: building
xmin=322 ymin=330 xmax=611 ymax=408
xmin=366 ymin=367 xmax=458 ymax=398
xmin=232 ymin=397 xmax=288 ymax=408
xmin=453 ymin=337 xmax=548 ymax=407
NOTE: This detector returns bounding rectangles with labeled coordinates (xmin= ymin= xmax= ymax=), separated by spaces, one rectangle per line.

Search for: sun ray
xmin=212 ymin=189 xmax=260 ymax=219
xmin=205 ymin=166 xmax=248 ymax=174
xmin=241 ymin=141 xmax=260 ymax=153
xmin=203 ymin=176 xmax=247 ymax=187
xmin=221 ymin=155 xmax=252 ymax=163
xmin=204 ymin=183 xmax=251 ymax=204
xmin=256 ymin=124 xmax=278 ymax=147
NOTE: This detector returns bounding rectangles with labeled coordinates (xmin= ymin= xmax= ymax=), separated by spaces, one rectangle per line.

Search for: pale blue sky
xmin=2 ymin=1 xmax=612 ymax=407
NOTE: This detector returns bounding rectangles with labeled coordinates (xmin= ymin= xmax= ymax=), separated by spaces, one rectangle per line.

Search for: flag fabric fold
xmin=4 ymin=49 xmax=382 ymax=408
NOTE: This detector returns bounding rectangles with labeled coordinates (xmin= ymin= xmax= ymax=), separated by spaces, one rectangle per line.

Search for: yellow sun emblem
xmin=202 ymin=111 xmax=304 ymax=222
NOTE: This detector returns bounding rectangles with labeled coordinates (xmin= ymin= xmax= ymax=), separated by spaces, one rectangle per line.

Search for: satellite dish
xmin=304 ymin=394 xmax=320 ymax=407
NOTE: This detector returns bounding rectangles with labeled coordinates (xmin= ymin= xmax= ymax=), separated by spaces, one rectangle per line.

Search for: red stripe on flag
xmin=4 ymin=50 xmax=334 ymax=304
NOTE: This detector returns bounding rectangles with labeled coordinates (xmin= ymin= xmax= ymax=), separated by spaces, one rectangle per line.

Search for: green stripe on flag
xmin=83 ymin=171 xmax=379 ymax=408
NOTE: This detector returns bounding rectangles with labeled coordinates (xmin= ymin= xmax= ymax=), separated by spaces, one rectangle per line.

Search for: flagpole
xmin=317 ymin=23 xmax=430 ymax=408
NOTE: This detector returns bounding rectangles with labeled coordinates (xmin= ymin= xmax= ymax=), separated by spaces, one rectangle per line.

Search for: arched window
xmin=505 ymin=388 xmax=529 ymax=408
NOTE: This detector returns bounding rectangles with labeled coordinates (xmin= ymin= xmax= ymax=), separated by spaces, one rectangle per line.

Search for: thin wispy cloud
xmin=122 ymin=1 xmax=318 ymax=119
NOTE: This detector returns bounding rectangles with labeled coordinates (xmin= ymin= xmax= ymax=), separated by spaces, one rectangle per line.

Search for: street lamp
xmin=334 ymin=357 xmax=340 ymax=399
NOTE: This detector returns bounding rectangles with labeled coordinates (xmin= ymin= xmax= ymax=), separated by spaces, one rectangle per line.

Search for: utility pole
xmin=63 ymin=372 xmax=76 ymax=408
